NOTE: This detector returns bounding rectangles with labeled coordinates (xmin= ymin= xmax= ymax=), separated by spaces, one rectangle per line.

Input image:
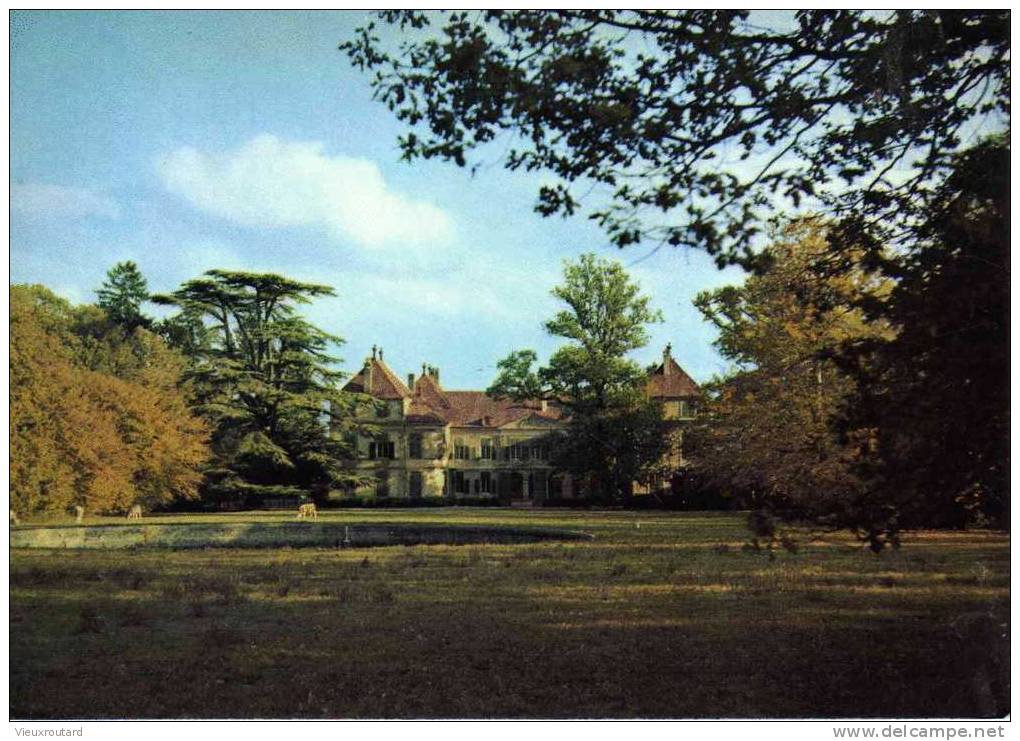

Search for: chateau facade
xmin=337 ymin=345 xmax=699 ymax=503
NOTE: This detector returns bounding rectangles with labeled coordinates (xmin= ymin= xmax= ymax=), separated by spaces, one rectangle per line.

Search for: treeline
xmin=10 ymin=264 xmax=367 ymax=518
xmin=340 ymin=10 xmax=1009 ymax=549
xmin=688 ymin=139 xmax=1009 ymax=549
xmin=10 ymin=283 xmax=208 ymax=517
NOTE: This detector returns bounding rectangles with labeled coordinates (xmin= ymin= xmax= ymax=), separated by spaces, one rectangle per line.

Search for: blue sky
xmin=10 ymin=10 xmax=747 ymax=389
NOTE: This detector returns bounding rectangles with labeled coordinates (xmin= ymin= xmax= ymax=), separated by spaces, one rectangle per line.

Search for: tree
xmin=835 ymin=138 xmax=1009 ymax=542
xmin=688 ymin=220 xmax=891 ymax=546
xmin=96 ymin=261 xmax=151 ymax=329
xmin=342 ymin=10 xmax=1008 ymax=265
xmin=487 ymin=253 xmax=667 ymax=501
xmin=10 ymin=285 xmax=208 ymax=517
xmin=153 ymin=270 xmax=363 ymax=503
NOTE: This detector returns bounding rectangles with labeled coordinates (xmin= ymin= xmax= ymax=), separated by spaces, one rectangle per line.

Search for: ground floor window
xmin=549 ymin=475 xmax=563 ymax=498
xmin=376 ymin=470 xmax=390 ymax=497
xmin=532 ymin=472 xmax=548 ymax=499
xmin=409 ymin=471 xmax=423 ymax=498
xmin=451 ymin=470 xmax=470 ymax=495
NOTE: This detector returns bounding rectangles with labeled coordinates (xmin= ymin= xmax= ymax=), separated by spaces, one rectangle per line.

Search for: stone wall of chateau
xmin=337 ymin=345 xmax=698 ymax=501
xmin=336 ymin=416 xmax=571 ymax=500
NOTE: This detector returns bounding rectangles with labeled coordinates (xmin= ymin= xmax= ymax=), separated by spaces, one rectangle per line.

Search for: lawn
xmin=9 ymin=509 xmax=1009 ymax=719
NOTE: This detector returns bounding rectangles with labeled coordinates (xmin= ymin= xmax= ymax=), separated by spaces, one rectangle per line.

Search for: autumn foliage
xmin=10 ymin=285 xmax=209 ymax=518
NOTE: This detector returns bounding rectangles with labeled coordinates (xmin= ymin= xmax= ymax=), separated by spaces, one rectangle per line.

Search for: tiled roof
xmin=413 ymin=372 xmax=450 ymax=410
xmin=646 ymin=355 xmax=700 ymax=398
xmin=409 ymin=369 xmax=566 ymax=428
xmin=404 ymin=399 xmax=447 ymax=424
xmin=343 ymin=358 xmax=411 ymax=400
xmin=346 ymin=346 xmax=698 ymax=425
xmin=442 ymin=391 xmax=567 ymax=427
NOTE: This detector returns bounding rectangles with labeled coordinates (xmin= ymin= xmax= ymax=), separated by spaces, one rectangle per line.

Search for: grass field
xmin=9 ymin=509 xmax=1009 ymax=719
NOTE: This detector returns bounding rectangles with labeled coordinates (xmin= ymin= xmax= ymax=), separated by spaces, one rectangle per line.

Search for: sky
xmin=10 ymin=10 xmax=747 ymax=389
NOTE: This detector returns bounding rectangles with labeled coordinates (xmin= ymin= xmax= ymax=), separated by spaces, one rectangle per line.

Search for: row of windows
xmin=363 ymin=435 xmax=550 ymax=462
xmin=375 ymin=471 xmax=555 ymax=498
xmin=456 ymin=440 xmax=550 ymax=461
xmin=452 ymin=470 xmax=494 ymax=494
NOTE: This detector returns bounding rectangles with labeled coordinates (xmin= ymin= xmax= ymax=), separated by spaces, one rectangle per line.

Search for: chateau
xmin=337 ymin=344 xmax=699 ymax=503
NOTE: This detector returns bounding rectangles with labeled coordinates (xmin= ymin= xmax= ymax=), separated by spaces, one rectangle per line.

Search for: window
xmin=530 ymin=444 xmax=549 ymax=461
xmin=452 ymin=470 xmax=470 ymax=495
xmin=408 ymin=433 xmax=423 ymax=459
xmin=480 ymin=438 xmax=494 ymax=460
xmin=679 ymin=400 xmax=695 ymax=418
xmin=376 ymin=402 xmax=389 ymax=418
xmin=533 ymin=474 xmax=548 ymax=498
xmin=479 ymin=471 xmax=492 ymax=494
xmin=508 ymin=442 xmax=528 ymax=461
xmin=375 ymin=470 xmax=390 ymax=498
xmin=454 ymin=439 xmax=471 ymax=460
xmin=549 ymin=476 xmax=563 ymax=498
xmin=409 ymin=471 xmax=423 ymax=498
xmin=369 ymin=437 xmax=395 ymax=460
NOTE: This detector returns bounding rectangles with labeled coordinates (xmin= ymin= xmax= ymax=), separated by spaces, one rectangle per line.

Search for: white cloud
xmin=360 ymin=259 xmax=550 ymax=321
xmin=11 ymin=183 xmax=121 ymax=219
xmin=155 ymin=134 xmax=455 ymax=248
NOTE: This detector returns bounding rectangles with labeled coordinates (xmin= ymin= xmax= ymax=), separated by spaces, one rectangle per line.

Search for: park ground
xmin=9 ymin=509 xmax=1009 ymax=719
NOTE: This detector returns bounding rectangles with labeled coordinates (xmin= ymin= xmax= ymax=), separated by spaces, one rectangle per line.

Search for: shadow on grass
xmin=10 ymin=560 xmax=1009 ymax=720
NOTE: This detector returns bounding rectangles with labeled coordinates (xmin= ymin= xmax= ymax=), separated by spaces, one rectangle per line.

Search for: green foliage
xmin=153 ymin=270 xmax=365 ymax=501
xmin=556 ymin=395 xmax=675 ymax=501
xmin=489 ymin=253 xmax=661 ymax=413
xmin=488 ymin=253 xmax=667 ymax=501
xmin=342 ymin=10 xmax=1008 ymax=266
xmin=835 ymin=138 xmax=1009 ymax=542
xmin=96 ymin=261 xmax=151 ymax=329
xmin=688 ymin=220 xmax=891 ymax=542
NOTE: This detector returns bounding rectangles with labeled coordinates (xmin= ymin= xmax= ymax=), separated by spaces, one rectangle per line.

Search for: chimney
xmin=366 ymin=357 xmax=374 ymax=390
xmin=663 ymin=343 xmax=673 ymax=375
xmin=379 ymin=347 xmax=384 ymax=361
xmin=407 ymin=373 xmax=415 ymax=389
xmin=372 ymin=344 xmax=377 ymax=360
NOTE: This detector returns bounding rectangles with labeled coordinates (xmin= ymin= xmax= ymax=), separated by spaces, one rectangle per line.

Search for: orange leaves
xmin=10 ymin=286 xmax=209 ymax=517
